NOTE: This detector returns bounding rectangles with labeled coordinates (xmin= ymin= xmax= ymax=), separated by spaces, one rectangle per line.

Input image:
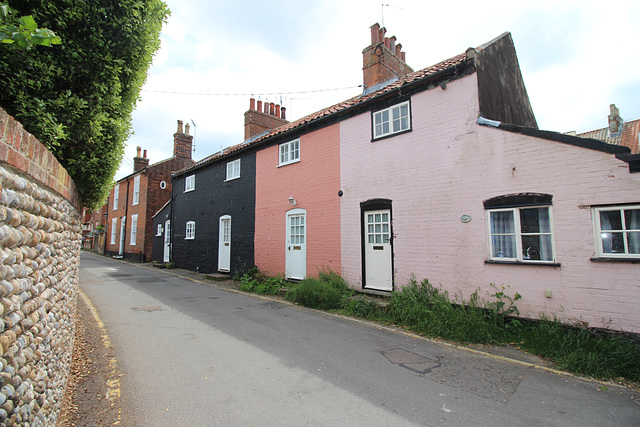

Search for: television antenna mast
xmin=190 ymin=119 xmax=197 ymax=153
xmin=381 ymin=3 xmax=406 ymax=28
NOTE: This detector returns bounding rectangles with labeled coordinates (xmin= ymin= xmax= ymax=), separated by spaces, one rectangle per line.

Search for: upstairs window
xmin=132 ymin=175 xmax=140 ymax=205
xmin=593 ymin=205 xmax=640 ymax=258
xmin=156 ymin=224 xmax=163 ymax=236
xmin=373 ymin=101 xmax=411 ymax=139
xmin=185 ymin=175 xmax=195 ymax=192
xmin=186 ymin=221 xmax=195 ymax=240
xmin=279 ymin=139 xmax=300 ymax=166
xmin=113 ymin=185 xmax=119 ymax=210
xmin=226 ymin=159 xmax=241 ymax=181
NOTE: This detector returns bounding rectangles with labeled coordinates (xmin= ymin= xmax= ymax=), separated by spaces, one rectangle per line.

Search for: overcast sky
xmin=116 ymin=0 xmax=640 ymax=178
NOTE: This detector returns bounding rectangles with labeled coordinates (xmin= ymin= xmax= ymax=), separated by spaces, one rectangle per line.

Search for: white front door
xmin=163 ymin=220 xmax=171 ymax=262
xmin=118 ymin=216 xmax=126 ymax=255
xmin=218 ymin=216 xmax=231 ymax=272
xmin=364 ymin=209 xmax=393 ymax=291
xmin=286 ymin=209 xmax=306 ymax=280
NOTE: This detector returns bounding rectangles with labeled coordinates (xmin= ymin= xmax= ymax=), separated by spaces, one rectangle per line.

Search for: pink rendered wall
xmin=340 ymin=75 xmax=640 ymax=332
xmin=255 ymin=124 xmax=341 ymax=277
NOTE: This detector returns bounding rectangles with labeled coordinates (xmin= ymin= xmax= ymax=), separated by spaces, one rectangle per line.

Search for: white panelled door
xmin=286 ymin=209 xmax=306 ymax=280
xmin=364 ymin=209 xmax=393 ymax=291
xmin=163 ymin=220 xmax=171 ymax=262
xmin=218 ymin=216 xmax=231 ymax=272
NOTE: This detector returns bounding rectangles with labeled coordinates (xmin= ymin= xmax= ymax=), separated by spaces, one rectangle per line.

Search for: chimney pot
xmin=250 ymin=97 xmax=256 ymax=110
xmin=143 ymin=149 xmax=147 ymax=158
xmin=257 ymin=100 xmax=263 ymax=111
xmin=395 ymin=43 xmax=402 ymax=58
xmin=384 ymin=37 xmax=391 ymax=49
xmin=270 ymin=102 xmax=276 ymax=115
xmin=177 ymin=120 xmax=183 ymax=134
xmin=264 ymin=101 xmax=269 ymax=114
xmin=136 ymin=146 xmax=142 ymax=157
xmin=185 ymin=123 xmax=190 ymax=135
xmin=275 ymin=104 xmax=281 ymax=117
xmin=281 ymin=107 xmax=286 ymax=120
xmin=389 ymin=36 xmax=396 ymax=55
xmin=379 ymin=26 xmax=386 ymax=42
xmin=370 ymin=23 xmax=380 ymax=44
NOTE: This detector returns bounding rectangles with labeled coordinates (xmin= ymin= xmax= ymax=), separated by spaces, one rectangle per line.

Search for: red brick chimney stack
xmin=174 ymin=119 xmax=193 ymax=160
xmin=362 ymin=23 xmax=413 ymax=90
xmin=244 ymin=97 xmax=289 ymax=141
xmin=133 ymin=145 xmax=149 ymax=172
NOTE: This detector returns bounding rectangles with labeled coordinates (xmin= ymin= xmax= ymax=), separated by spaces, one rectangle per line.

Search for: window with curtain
xmin=593 ymin=205 xmax=640 ymax=258
xmin=486 ymin=205 xmax=555 ymax=262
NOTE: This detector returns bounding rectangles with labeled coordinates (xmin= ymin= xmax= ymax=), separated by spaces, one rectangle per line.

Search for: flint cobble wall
xmin=0 ymin=107 xmax=81 ymax=426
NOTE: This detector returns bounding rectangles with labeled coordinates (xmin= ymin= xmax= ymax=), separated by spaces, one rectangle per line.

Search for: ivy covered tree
xmin=0 ymin=1 xmax=169 ymax=207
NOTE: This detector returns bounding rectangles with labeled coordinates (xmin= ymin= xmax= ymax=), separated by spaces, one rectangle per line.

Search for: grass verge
xmin=236 ymin=269 xmax=640 ymax=382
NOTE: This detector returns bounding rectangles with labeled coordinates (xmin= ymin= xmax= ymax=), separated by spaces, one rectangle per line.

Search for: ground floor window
xmin=593 ymin=205 xmax=640 ymax=258
xmin=186 ymin=221 xmax=195 ymax=240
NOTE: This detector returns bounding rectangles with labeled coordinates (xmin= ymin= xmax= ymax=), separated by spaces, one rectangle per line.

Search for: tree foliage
xmin=0 ymin=1 xmax=169 ymax=207
xmin=0 ymin=5 xmax=61 ymax=48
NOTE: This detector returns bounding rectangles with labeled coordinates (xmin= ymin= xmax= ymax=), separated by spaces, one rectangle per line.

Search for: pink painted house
xmin=169 ymin=24 xmax=640 ymax=333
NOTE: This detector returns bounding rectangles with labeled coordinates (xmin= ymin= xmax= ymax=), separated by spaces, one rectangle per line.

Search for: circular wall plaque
xmin=460 ymin=214 xmax=471 ymax=223
xmin=160 ymin=180 xmax=167 ymax=189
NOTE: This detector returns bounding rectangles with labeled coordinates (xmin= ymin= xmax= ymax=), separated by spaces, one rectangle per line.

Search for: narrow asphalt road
xmin=78 ymin=252 xmax=640 ymax=426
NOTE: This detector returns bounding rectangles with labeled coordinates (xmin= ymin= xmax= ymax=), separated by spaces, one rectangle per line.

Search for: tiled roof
xmin=177 ymin=51 xmax=467 ymax=175
xmin=578 ymin=119 xmax=640 ymax=154
xmin=176 ymin=34 xmax=516 ymax=176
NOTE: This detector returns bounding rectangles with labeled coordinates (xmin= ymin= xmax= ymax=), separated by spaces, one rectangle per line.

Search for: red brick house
xmin=104 ymin=120 xmax=194 ymax=261
xmin=578 ymin=104 xmax=640 ymax=154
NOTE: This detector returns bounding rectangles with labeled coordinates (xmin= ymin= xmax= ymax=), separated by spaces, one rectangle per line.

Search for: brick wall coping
xmin=0 ymin=107 xmax=82 ymax=211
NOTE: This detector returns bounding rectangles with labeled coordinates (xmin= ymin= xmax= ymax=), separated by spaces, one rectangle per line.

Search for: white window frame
xmin=486 ymin=205 xmax=556 ymax=263
xmin=132 ymin=175 xmax=140 ymax=206
xmin=185 ymin=221 xmax=195 ymax=240
xmin=593 ymin=205 xmax=640 ymax=259
xmin=226 ymin=159 xmax=241 ymax=181
xmin=373 ymin=101 xmax=411 ymax=139
xmin=110 ymin=218 xmax=117 ymax=244
xmin=156 ymin=224 xmax=163 ymax=236
xmin=113 ymin=185 xmax=119 ymax=210
xmin=185 ymin=175 xmax=195 ymax=192
xmin=279 ymin=139 xmax=300 ymax=166
xmin=130 ymin=214 xmax=138 ymax=245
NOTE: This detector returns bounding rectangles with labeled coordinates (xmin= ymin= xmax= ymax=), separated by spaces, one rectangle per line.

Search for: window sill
xmin=371 ymin=128 xmax=412 ymax=142
xmin=485 ymin=260 xmax=561 ymax=267
xmin=278 ymin=159 xmax=300 ymax=168
xmin=590 ymin=257 xmax=640 ymax=263
xmin=224 ymin=176 xmax=240 ymax=182
xmin=184 ymin=189 xmax=195 ymax=193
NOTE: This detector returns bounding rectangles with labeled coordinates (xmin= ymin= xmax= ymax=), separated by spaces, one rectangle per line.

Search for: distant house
xmin=164 ymin=24 xmax=640 ymax=333
xmin=576 ymin=104 xmax=640 ymax=154
xmin=104 ymin=120 xmax=194 ymax=262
